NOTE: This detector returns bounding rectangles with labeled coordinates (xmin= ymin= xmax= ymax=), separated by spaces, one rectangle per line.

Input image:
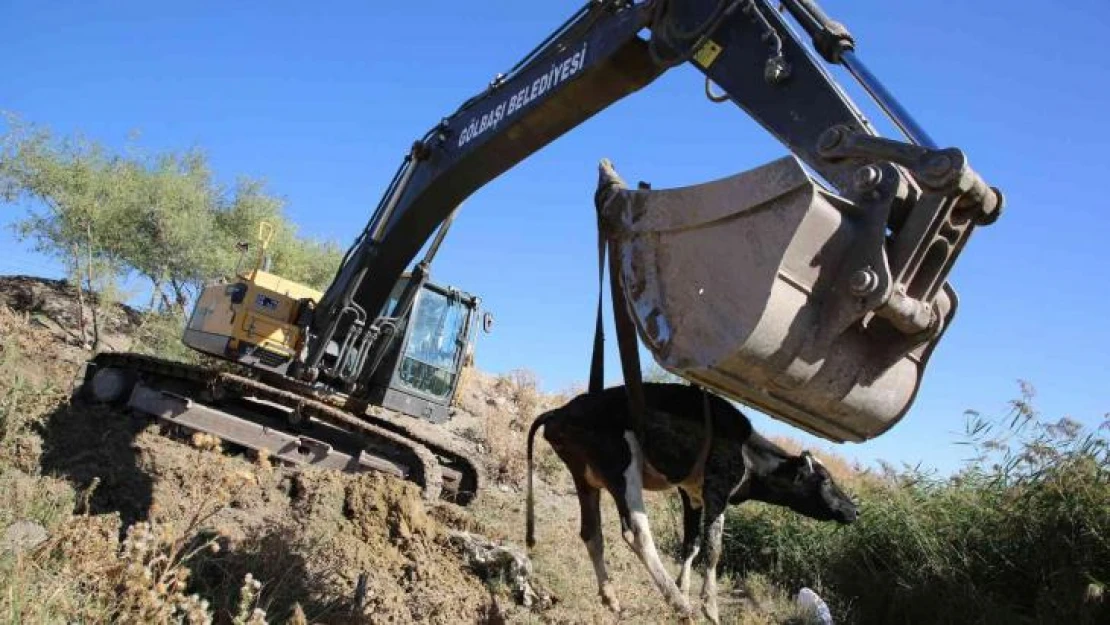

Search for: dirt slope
xmin=0 ymin=298 xmax=499 ymax=623
xmin=0 ymin=276 xmax=798 ymax=624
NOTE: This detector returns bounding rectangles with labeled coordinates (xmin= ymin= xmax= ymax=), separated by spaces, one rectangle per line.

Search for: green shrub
xmin=130 ymin=311 xmax=198 ymax=363
xmin=721 ymin=383 xmax=1110 ymax=624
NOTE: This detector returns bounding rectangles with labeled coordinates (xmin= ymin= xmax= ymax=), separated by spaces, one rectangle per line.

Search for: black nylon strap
xmin=591 ymin=168 xmax=647 ymax=443
xmin=607 ymin=237 xmax=646 ymax=440
xmin=588 ymin=215 xmax=605 ymax=395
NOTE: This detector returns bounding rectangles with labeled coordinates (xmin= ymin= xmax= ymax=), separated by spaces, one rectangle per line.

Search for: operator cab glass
xmin=379 ymin=276 xmax=409 ymax=317
xmin=396 ymin=286 xmax=468 ymax=399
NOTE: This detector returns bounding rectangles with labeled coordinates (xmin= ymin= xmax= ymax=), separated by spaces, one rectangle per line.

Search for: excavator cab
xmin=338 ymin=275 xmax=480 ymax=422
xmin=358 ymin=278 xmax=483 ymax=422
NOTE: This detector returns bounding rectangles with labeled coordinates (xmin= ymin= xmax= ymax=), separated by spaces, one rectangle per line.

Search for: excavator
xmin=80 ymin=0 xmax=1002 ymax=506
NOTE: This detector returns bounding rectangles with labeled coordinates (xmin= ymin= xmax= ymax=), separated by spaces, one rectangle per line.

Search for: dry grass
xmin=454 ymin=368 xmax=571 ymax=489
xmin=1 ymin=317 xmax=265 ymax=622
xmin=766 ymin=435 xmax=889 ymax=494
xmin=485 ymin=370 xmax=542 ymax=486
xmin=727 ymin=573 xmax=819 ymax=625
xmin=0 ymin=307 xmax=298 ymax=624
xmin=0 ymin=455 xmax=268 ymax=624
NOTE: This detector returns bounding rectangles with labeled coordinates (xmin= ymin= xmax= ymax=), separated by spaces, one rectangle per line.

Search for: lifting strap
xmin=590 ymin=194 xmax=647 ymax=443
xmin=589 ymin=170 xmax=713 ymax=465
xmin=589 ymin=215 xmax=606 ymax=395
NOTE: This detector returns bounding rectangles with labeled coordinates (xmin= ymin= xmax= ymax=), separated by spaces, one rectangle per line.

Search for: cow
xmin=525 ymin=383 xmax=858 ymax=623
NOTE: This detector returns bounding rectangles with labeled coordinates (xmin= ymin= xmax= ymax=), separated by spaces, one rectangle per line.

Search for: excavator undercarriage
xmin=83 ymin=352 xmax=483 ymax=505
xmin=79 ymin=215 xmax=489 ymax=505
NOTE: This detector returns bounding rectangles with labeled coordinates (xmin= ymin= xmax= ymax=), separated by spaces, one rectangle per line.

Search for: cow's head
xmin=749 ymin=451 xmax=858 ymax=524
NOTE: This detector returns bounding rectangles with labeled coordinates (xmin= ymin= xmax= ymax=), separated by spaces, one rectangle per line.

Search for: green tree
xmin=1 ymin=116 xmax=344 ymax=359
xmin=0 ymin=117 xmax=132 ymax=348
xmin=268 ymin=228 xmax=343 ymax=291
xmin=209 ymin=177 xmax=342 ymax=291
xmin=111 ymin=149 xmax=219 ymax=311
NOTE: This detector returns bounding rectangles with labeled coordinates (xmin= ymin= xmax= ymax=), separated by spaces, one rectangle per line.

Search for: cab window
xmin=380 ymin=277 xmax=410 ymax=317
xmin=397 ymin=288 xmax=467 ymax=399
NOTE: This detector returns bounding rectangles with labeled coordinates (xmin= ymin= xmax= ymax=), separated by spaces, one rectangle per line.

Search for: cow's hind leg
xmin=676 ymin=488 xmax=702 ymax=598
xmin=698 ymin=477 xmax=730 ymax=625
xmin=611 ymin=431 xmax=692 ymax=618
xmin=574 ymin=474 xmax=621 ymax=613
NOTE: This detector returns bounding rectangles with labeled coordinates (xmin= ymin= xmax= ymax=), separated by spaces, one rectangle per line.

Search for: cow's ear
xmin=802 ymin=451 xmax=815 ymax=473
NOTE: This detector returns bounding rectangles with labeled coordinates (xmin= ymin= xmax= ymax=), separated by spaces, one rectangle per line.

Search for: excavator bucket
xmin=596 ymin=157 xmax=961 ymax=443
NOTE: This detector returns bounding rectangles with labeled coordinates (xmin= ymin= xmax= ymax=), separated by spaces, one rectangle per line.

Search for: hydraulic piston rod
xmin=777 ymin=0 xmax=937 ymax=147
xmin=840 ymin=50 xmax=936 ymax=148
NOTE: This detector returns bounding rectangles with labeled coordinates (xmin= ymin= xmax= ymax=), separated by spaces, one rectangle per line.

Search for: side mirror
xmin=482 ymin=311 xmax=494 ymax=334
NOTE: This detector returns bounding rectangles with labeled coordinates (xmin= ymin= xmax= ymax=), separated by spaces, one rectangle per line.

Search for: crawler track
xmin=83 ymin=352 xmax=484 ymax=506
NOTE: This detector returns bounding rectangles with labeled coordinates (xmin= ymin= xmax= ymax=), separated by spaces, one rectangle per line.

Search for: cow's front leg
xmin=573 ymin=475 xmax=621 ymax=613
xmin=698 ymin=482 xmax=729 ymax=625
xmin=676 ymin=488 xmax=702 ymax=598
xmin=613 ymin=431 xmax=693 ymax=619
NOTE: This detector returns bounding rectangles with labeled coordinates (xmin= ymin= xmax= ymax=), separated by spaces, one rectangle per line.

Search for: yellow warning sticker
xmin=693 ymin=40 xmax=723 ymax=68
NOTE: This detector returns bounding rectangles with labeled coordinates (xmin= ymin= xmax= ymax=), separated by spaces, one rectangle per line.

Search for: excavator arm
xmin=300 ymin=0 xmax=1002 ymax=442
xmin=305 ymin=1 xmax=660 ymax=381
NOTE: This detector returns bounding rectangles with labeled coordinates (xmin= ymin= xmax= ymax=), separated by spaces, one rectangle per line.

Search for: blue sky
xmin=3 ymin=1 xmax=1108 ymax=474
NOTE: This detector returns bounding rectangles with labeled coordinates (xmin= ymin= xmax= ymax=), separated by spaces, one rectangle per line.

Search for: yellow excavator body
xmin=183 ymin=222 xmax=320 ymax=366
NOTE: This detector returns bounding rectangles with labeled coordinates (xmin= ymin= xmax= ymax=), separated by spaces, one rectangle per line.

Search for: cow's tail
xmin=526 ymin=410 xmax=553 ymax=549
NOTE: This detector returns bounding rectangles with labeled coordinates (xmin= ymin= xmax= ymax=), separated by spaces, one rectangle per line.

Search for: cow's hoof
xmin=677 ymin=604 xmax=699 ymax=624
xmin=671 ymin=598 xmax=696 ymax=622
xmin=701 ymin=601 xmax=720 ymax=625
xmin=600 ymin=588 xmax=622 ymax=614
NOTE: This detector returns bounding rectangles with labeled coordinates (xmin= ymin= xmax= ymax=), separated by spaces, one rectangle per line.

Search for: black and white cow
xmin=526 ymin=383 xmax=857 ymax=623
